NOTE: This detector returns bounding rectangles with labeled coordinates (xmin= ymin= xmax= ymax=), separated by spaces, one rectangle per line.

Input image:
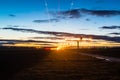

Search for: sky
xmin=0 ymin=0 xmax=120 ymax=48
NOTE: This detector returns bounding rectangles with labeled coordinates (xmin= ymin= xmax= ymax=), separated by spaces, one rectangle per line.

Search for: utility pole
xmin=76 ymin=37 xmax=82 ymax=50
xmin=77 ymin=41 xmax=79 ymax=49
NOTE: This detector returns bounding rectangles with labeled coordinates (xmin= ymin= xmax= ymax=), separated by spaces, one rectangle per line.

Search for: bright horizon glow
xmin=2 ymin=39 xmax=120 ymax=48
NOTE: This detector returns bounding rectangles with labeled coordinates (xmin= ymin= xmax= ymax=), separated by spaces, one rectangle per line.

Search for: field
xmin=0 ymin=47 xmax=120 ymax=80
xmin=78 ymin=47 xmax=120 ymax=58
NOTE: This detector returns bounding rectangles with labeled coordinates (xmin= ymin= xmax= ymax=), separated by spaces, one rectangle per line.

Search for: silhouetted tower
xmin=77 ymin=41 xmax=79 ymax=49
xmin=77 ymin=37 xmax=82 ymax=49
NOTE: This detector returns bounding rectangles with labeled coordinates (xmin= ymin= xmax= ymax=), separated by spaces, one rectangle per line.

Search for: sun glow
xmin=1 ymin=37 xmax=120 ymax=48
xmin=56 ymin=47 xmax=61 ymax=50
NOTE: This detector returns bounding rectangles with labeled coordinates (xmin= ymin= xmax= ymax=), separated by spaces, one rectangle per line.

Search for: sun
xmin=56 ymin=47 xmax=61 ymax=50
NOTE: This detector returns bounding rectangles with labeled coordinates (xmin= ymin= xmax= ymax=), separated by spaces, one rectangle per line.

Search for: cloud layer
xmin=2 ymin=27 xmax=120 ymax=42
xmin=100 ymin=26 xmax=120 ymax=29
xmin=109 ymin=32 xmax=120 ymax=35
xmin=0 ymin=39 xmax=57 ymax=46
xmin=29 ymin=37 xmax=64 ymax=40
xmin=9 ymin=14 xmax=16 ymax=17
xmin=32 ymin=8 xmax=120 ymax=23
xmin=33 ymin=19 xmax=59 ymax=23
xmin=50 ymin=8 xmax=120 ymax=19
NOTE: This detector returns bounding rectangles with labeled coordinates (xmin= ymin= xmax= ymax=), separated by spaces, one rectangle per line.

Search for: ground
xmin=0 ymin=47 xmax=120 ymax=80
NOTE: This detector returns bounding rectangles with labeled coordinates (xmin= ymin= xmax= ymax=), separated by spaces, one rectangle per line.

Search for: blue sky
xmin=0 ymin=0 xmax=120 ymax=47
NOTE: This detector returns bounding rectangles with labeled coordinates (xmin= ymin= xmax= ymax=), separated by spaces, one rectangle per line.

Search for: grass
xmin=78 ymin=47 xmax=120 ymax=58
xmin=0 ymin=47 xmax=120 ymax=80
xmin=0 ymin=47 xmax=50 ymax=80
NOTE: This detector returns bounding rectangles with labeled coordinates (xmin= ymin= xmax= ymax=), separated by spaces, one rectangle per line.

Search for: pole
xmin=77 ymin=41 xmax=79 ymax=50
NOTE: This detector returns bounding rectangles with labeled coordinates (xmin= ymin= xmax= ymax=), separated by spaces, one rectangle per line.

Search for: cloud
xmin=2 ymin=27 xmax=74 ymax=36
xmin=33 ymin=19 xmax=59 ymax=23
xmin=9 ymin=14 xmax=16 ymax=17
xmin=0 ymin=39 xmax=57 ymax=44
xmin=0 ymin=39 xmax=58 ymax=47
xmin=50 ymin=9 xmax=81 ymax=19
xmin=58 ymin=9 xmax=81 ymax=18
xmin=100 ymin=26 xmax=120 ymax=29
xmin=85 ymin=18 xmax=90 ymax=21
xmin=92 ymin=36 xmax=120 ymax=42
xmin=2 ymin=27 xmax=120 ymax=42
xmin=0 ymin=40 xmax=15 ymax=44
xmin=80 ymin=9 xmax=120 ymax=17
xmin=7 ymin=25 xmax=20 ymax=27
xmin=79 ymin=29 xmax=89 ymax=30
xmin=32 ymin=9 xmax=120 ymax=23
xmin=109 ymin=32 xmax=120 ymax=35
xmin=29 ymin=37 xmax=64 ymax=40
xmin=50 ymin=8 xmax=120 ymax=19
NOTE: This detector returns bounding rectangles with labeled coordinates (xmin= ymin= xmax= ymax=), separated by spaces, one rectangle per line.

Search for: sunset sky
xmin=0 ymin=0 xmax=120 ymax=47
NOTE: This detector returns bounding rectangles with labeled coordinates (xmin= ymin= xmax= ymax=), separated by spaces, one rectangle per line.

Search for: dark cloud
xmin=32 ymin=9 xmax=120 ymax=23
xmin=29 ymin=37 xmax=64 ymax=40
xmin=58 ymin=9 xmax=81 ymax=18
xmin=0 ymin=39 xmax=57 ymax=44
xmin=2 ymin=27 xmax=120 ymax=42
xmin=9 ymin=14 xmax=16 ymax=17
xmin=32 ymin=43 xmax=54 ymax=46
xmin=0 ymin=40 xmax=15 ymax=44
xmin=80 ymin=9 xmax=120 ymax=17
xmin=85 ymin=18 xmax=90 ymax=21
xmin=2 ymin=27 xmax=74 ymax=36
xmin=51 ymin=9 xmax=120 ymax=19
xmin=92 ymin=36 xmax=120 ymax=42
xmin=109 ymin=32 xmax=120 ymax=35
xmin=50 ymin=9 xmax=81 ymax=19
xmin=100 ymin=26 xmax=120 ymax=29
xmin=33 ymin=19 xmax=59 ymax=23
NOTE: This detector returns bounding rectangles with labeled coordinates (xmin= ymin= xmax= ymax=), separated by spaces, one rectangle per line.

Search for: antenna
xmin=66 ymin=0 xmax=74 ymax=24
xmin=44 ymin=0 xmax=51 ymax=26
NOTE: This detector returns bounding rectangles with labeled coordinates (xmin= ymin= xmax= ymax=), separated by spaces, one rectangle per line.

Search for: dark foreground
xmin=0 ymin=47 xmax=120 ymax=80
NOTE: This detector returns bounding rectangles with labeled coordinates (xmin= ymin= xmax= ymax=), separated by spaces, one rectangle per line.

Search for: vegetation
xmin=78 ymin=47 xmax=120 ymax=58
xmin=0 ymin=47 xmax=120 ymax=80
